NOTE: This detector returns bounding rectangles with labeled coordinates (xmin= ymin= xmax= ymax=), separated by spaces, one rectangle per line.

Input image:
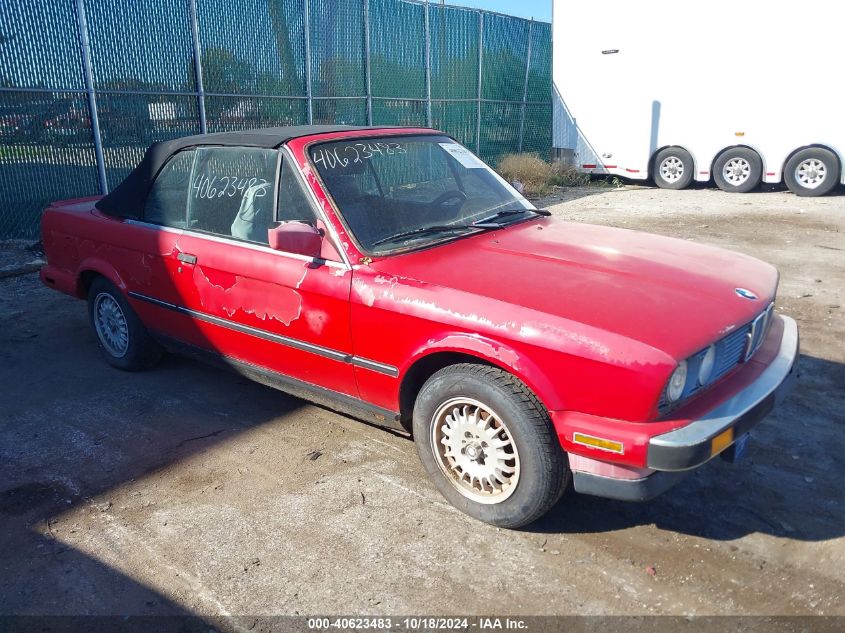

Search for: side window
xmin=277 ymin=158 xmax=318 ymax=223
xmin=187 ymin=147 xmax=278 ymax=245
xmin=144 ymin=150 xmax=195 ymax=228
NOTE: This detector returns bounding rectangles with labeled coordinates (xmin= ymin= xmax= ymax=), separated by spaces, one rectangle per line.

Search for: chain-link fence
xmin=0 ymin=0 xmax=552 ymax=239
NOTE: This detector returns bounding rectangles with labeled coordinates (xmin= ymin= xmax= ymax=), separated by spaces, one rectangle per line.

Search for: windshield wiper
xmin=371 ymin=224 xmax=477 ymax=247
xmin=371 ymin=208 xmax=551 ymax=247
xmin=472 ymin=207 xmax=550 ymax=226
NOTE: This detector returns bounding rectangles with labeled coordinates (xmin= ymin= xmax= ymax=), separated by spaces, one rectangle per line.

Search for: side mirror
xmin=267 ymin=221 xmax=322 ymax=258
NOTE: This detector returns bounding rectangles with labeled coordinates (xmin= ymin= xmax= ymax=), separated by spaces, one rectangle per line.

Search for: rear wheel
xmin=653 ymin=147 xmax=695 ymax=190
xmin=713 ymin=147 xmax=763 ymax=193
xmin=87 ymin=277 xmax=163 ymax=371
xmin=784 ymin=148 xmax=840 ymax=197
xmin=413 ymin=364 xmax=568 ymax=528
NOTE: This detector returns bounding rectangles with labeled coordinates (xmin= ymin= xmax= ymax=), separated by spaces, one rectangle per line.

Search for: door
xmin=171 ymin=147 xmax=357 ymax=397
xmin=553 ymin=0 xmax=655 ymax=171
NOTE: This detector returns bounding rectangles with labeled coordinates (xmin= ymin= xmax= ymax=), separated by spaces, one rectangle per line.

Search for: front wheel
xmin=87 ymin=277 xmax=163 ymax=371
xmin=784 ymin=148 xmax=840 ymax=197
xmin=652 ymin=147 xmax=695 ymax=190
xmin=413 ymin=364 xmax=568 ymax=528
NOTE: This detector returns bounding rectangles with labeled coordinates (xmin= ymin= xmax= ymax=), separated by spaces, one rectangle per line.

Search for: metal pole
xmin=363 ymin=0 xmax=372 ymax=125
xmin=424 ymin=0 xmax=432 ymax=127
xmin=518 ymin=18 xmax=533 ymax=152
xmin=303 ymin=0 xmax=313 ymax=124
xmin=475 ymin=12 xmax=483 ymax=154
xmin=188 ymin=0 xmax=207 ymax=134
xmin=74 ymin=0 xmax=108 ymax=195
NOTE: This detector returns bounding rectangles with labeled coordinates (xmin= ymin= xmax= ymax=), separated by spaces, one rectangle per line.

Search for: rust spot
xmin=305 ymin=309 xmax=329 ymax=335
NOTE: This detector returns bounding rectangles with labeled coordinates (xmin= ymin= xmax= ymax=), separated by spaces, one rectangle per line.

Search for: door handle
xmin=177 ymin=252 xmax=197 ymax=265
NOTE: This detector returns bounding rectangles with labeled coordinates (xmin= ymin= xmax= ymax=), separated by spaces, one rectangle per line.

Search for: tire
xmin=713 ymin=147 xmax=763 ymax=193
xmin=87 ymin=277 xmax=163 ymax=371
xmin=652 ymin=147 xmax=695 ymax=190
xmin=784 ymin=147 xmax=840 ymax=197
xmin=412 ymin=363 xmax=568 ymax=528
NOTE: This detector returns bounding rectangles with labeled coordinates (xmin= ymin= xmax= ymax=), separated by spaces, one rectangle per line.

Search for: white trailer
xmin=552 ymin=1 xmax=845 ymax=196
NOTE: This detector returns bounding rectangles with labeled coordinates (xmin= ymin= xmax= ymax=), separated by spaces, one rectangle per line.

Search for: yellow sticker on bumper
xmin=711 ymin=428 xmax=735 ymax=456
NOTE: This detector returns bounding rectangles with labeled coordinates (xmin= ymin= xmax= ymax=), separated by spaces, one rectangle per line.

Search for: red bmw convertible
xmin=40 ymin=126 xmax=798 ymax=527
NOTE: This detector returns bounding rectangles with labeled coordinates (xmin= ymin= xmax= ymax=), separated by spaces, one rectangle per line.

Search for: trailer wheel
xmin=653 ymin=147 xmax=694 ymax=190
xmin=784 ymin=148 xmax=840 ymax=197
xmin=713 ymin=147 xmax=763 ymax=193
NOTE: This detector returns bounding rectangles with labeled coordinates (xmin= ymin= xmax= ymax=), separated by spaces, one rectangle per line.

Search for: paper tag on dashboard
xmin=438 ymin=143 xmax=487 ymax=168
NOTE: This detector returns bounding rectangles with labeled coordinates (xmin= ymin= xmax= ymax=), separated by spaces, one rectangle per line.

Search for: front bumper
xmin=572 ymin=468 xmax=693 ymax=502
xmin=569 ymin=315 xmax=799 ymax=501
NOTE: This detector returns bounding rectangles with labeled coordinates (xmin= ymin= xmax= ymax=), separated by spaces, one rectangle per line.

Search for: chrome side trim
xmin=351 ymin=356 xmax=399 ymax=376
xmin=182 ymin=228 xmax=348 ymax=269
xmin=152 ymin=333 xmax=404 ymax=431
xmin=128 ymin=291 xmax=398 ymax=377
xmin=649 ymin=315 xmax=798 ymax=457
xmin=124 ymin=220 xmax=183 ymax=236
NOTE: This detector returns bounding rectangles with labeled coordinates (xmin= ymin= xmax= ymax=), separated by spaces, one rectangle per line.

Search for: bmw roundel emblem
xmin=735 ymin=288 xmax=758 ymax=300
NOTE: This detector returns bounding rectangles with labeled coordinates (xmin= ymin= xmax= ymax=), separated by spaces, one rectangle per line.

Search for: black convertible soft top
xmin=96 ymin=125 xmax=390 ymax=219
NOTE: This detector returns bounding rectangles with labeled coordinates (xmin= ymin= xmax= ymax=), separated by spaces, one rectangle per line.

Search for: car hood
xmin=369 ymin=217 xmax=778 ymax=359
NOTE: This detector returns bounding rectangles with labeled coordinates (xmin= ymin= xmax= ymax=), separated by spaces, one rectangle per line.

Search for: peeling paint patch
xmin=294 ymin=268 xmax=309 ymax=290
xmin=520 ymin=322 xmax=612 ymax=360
xmin=393 ymin=295 xmax=521 ymax=336
xmin=194 ymin=266 xmax=302 ymax=326
xmin=197 ymin=266 xmax=238 ymax=291
xmin=354 ymin=279 xmax=377 ymax=308
xmin=355 ymin=274 xmax=617 ymax=363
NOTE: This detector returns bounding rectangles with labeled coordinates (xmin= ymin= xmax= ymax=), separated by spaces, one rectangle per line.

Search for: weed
xmin=496 ymin=153 xmax=553 ymax=196
xmin=550 ymin=161 xmax=590 ymax=187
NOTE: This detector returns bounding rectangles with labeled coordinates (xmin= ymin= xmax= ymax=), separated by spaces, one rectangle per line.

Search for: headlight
xmin=698 ymin=344 xmax=716 ymax=385
xmin=666 ymin=360 xmax=688 ymax=402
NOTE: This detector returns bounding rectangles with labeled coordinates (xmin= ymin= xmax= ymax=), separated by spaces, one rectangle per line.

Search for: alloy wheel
xmin=430 ymin=397 xmax=520 ymax=504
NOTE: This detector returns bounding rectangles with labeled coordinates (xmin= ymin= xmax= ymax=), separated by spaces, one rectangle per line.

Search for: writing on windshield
xmin=310 ymin=135 xmax=535 ymax=254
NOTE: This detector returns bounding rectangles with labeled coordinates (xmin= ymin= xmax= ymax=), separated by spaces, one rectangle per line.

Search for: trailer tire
xmin=713 ymin=147 xmax=763 ymax=193
xmin=784 ymin=148 xmax=840 ymax=197
xmin=653 ymin=147 xmax=694 ymax=190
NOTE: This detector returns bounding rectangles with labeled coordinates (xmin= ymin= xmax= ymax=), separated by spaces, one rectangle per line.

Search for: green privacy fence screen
xmin=0 ymin=0 xmax=552 ymax=239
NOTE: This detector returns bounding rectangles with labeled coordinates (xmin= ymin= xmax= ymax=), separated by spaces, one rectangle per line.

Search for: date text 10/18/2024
xmin=307 ymin=617 xmax=528 ymax=630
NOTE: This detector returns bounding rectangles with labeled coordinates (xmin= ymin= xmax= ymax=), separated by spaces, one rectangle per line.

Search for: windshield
xmin=309 ymin=135 xmax=537 ymax=254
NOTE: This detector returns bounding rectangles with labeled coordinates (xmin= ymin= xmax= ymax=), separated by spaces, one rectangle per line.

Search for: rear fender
xmin=75 ymin=257 xmax=127 ymax=298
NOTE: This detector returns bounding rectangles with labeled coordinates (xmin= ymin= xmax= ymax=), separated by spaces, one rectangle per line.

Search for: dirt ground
xmin=1 ymin=184 xmax=843 ymax=622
